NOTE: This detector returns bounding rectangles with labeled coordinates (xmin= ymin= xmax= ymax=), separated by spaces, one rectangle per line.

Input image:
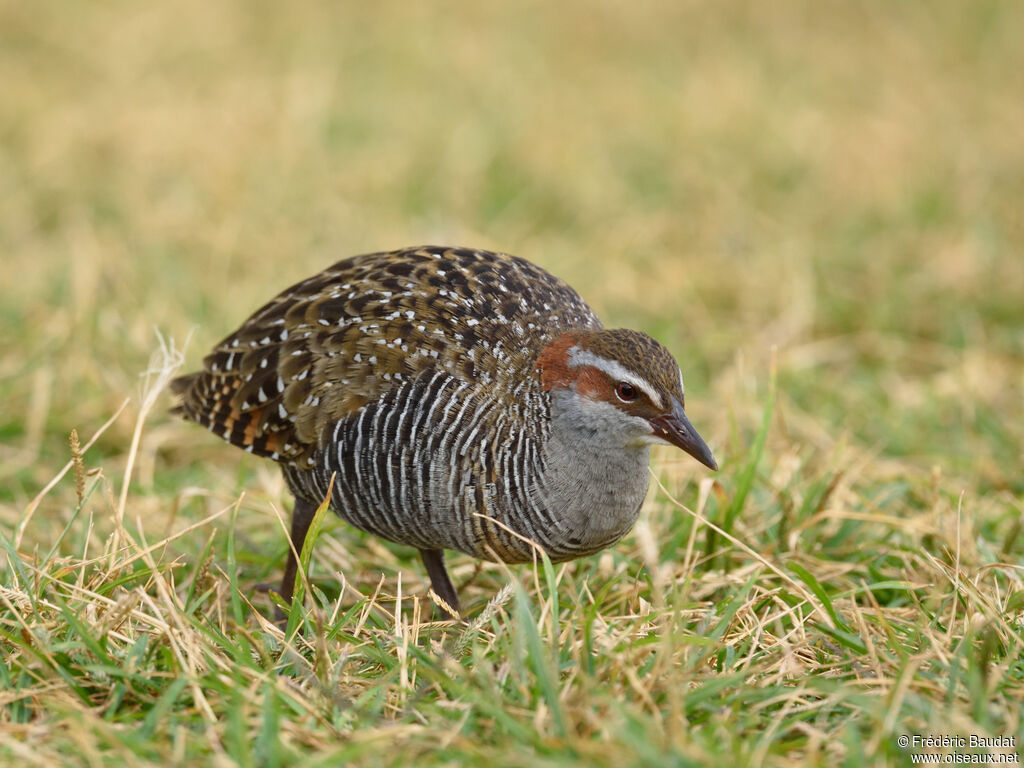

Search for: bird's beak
xmin=649 ymin=398 xmax=718 ymax=471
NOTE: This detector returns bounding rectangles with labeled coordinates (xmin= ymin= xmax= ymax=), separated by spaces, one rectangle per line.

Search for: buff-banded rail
xmin=172 ymin=246 xmax=718 ymax=618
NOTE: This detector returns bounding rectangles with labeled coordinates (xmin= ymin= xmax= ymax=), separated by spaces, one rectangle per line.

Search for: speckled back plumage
xmin=173 ymin=246 xmax=601 ymax=468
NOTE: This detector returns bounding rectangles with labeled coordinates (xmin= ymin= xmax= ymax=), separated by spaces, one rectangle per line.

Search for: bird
xmin=172 ymin=246 xmax=717 ymax=619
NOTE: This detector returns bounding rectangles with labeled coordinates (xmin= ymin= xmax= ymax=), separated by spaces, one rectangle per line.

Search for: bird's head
xmin=536 ymin=329 xmax=718 ymax=470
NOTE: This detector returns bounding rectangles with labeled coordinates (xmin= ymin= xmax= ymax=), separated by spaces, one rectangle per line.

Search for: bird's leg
xmin=279 ymin=495 xmax=318 ymax=606
xmin=254 ymin=496 xmax=317 ymax=624
xmin=419 ymin=548 xmax=461 ymax=620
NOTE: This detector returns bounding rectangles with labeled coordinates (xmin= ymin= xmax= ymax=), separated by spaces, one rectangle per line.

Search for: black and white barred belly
xmin=282 ymin=369 xmax=601 ymax=562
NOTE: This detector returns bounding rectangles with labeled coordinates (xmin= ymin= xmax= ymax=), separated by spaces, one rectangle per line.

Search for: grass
xmin=1 ymin=0 xmax=1022 ymax=765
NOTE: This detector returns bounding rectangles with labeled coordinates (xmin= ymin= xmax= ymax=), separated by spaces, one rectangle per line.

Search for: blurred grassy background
xmin=2 ymin=1 xmax=1022 ymax=498
xmin=0 ymin=1 xmax=1022 ymax=763
xmin=2 ymin=0 xmax=1021 ymax=508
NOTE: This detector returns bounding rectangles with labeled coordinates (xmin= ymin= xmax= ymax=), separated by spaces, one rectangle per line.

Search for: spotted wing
xmin=171 ymin=246 xmax=602 ymax=467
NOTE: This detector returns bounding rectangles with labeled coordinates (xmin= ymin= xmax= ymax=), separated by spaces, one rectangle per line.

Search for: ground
xmin=0 ymin=2 xmax=1022 ymax=766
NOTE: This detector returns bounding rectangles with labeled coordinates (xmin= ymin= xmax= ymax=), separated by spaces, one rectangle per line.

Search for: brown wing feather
xmin=172 ymin=246 xmax=602 ymax=467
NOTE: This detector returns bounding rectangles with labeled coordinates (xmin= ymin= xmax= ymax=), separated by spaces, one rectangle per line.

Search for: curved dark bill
xmin=649 ymin=399 xmax=718 ymax=471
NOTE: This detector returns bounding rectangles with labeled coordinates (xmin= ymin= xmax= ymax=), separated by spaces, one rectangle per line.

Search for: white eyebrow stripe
xmin=567 ymin=347 xmax=665 ymax=409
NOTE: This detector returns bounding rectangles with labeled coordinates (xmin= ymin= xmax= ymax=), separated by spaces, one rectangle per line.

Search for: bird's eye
xmin=615 ymin=382 xmax=638 ymax=402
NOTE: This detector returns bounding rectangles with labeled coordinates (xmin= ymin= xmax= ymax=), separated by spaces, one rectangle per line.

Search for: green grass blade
xmin=789 ymin=562 xmax=854 ymax=633
xmin=723 ymin=362 xmax=776 ymax=535
xmin=514 ymin=582 xmax=568 ymax=740
xmin=285 ymin=482 xmax=333 ymax=639
xmin=139 ymin=676 xmax=187 ymax=740
xmin=225 ymin=496 xmax=245 ymax=627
